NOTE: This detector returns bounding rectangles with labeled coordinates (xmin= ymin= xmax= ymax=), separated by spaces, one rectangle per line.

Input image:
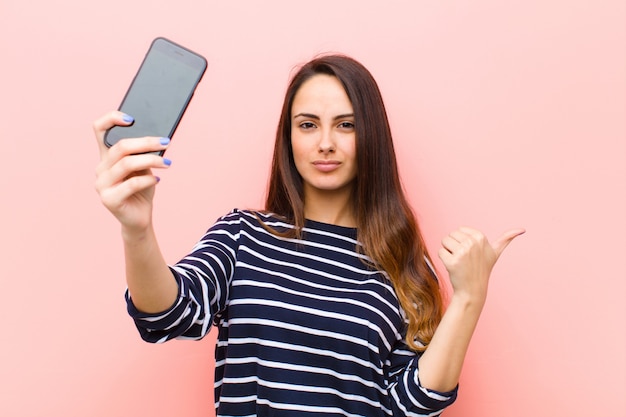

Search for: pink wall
xmin=1 ymin=1 xmax=624 ymax=416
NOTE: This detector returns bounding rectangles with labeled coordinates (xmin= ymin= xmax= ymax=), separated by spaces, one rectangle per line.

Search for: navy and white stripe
xmin=126 ymin=209 xmax=457 ymax=416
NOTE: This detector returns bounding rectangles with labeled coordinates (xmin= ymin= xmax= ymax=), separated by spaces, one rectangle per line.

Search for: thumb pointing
xmin=492 ymin=228 xmax=526 ymax=259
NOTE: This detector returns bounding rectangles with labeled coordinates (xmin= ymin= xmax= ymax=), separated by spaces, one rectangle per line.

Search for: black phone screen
xmin=104 ymin=38 xmax=207 ymax=151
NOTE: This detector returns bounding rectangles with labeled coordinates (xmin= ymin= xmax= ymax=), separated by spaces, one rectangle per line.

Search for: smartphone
xmin=104 ymin=37 xmax=207 ymax=155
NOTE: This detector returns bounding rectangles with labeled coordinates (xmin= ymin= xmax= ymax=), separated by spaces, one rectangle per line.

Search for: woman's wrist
xmin=121 ymin=223 xmax=154 ymax=245
xmin=448 ymin=290 xmax=486 ymax=315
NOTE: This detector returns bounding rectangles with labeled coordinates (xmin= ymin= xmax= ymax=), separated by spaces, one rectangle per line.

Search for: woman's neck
xmin=303 ymin=186 xmax=356 ymax=228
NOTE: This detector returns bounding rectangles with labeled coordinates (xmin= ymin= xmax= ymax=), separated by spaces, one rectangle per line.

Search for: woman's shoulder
xmin=218 ymin=208 xmax=279 ymax=222
xmin=215 ymin=209 xmax=293 ymax=231
xmin=215 ymin=210 xmax=358 ymax=243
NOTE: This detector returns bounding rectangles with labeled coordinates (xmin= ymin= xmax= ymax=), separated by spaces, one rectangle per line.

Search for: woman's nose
xmin=318 ymin=128 xmax=336 ymax=153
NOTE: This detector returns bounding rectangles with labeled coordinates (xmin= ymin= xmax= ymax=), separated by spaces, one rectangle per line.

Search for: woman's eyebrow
xmin=292 ymin=112 xmax=354 ymax=120
xmin=292 ymin=112 xmax=320 ymax=120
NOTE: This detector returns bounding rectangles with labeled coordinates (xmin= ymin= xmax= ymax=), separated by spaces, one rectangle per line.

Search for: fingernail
xmin=122 ymin=114 xmax=134 ymax=123
xmin=155 ymin=176 xmax=161 ymax=183
xmin=163 ymin=158 xmax=172 ymax=166
xmin=160 ymin=137 xmax=171 ymax=146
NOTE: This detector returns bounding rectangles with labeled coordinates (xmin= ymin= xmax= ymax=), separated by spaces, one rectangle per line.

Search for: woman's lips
xmin=312 ymin=160 xmax=341 ymax=172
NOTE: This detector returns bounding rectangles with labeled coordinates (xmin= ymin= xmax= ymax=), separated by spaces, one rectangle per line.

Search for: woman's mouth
xmin=312 ymin=160 xmax=341 ymax=172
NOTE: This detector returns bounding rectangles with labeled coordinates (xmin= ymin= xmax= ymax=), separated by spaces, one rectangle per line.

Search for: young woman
xmin=93 ymin=55 xmax=523 ymax=417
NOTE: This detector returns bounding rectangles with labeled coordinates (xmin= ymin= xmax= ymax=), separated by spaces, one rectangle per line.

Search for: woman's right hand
xmin=93 ymin=111 xmax=172 ymax=234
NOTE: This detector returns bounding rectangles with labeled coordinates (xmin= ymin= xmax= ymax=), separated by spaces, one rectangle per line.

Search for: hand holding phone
xmin=104 ymin=37 xmax=207 ymax=155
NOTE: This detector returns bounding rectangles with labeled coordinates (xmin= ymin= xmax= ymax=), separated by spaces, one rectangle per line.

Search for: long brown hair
xmin=265 ymin=55 xmax=443 ymax=352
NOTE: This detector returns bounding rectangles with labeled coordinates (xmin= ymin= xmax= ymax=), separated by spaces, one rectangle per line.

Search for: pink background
xmin=1 ymin=1 xmax=624 ymax=416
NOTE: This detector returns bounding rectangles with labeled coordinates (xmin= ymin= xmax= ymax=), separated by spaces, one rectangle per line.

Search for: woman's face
xmin=290 ymin=74 xmax=357 ymax=202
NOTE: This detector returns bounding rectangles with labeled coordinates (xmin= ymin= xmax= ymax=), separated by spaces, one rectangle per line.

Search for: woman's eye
xmin=338 ymin=121 xmax=355 ymax=130
xmin=300 ymin=122 xmax=316 ymax=129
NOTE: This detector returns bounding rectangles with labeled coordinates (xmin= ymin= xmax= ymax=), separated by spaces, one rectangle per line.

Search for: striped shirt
xmin=127 ymin=209 xmax=457 ymax=416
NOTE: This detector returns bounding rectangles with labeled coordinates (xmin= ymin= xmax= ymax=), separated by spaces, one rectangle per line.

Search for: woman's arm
xmin=126 ymin=211 xmax=241 ymax=342
xmin=121 ymin=225 xmax=178 ymax=313
xmin=417 ymin=227 xmax=525 ymax=392
xmin=93 ymin=111 xmax=177 ymax=313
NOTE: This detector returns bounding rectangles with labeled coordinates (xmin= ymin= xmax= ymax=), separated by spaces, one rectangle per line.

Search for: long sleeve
xmin=126 ymin=210 xmax=242 ymax=343
xmin=385 ymin=341 xmax=458 ymax=416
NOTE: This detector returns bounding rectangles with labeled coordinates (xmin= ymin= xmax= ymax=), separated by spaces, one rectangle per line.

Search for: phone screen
xmin=104 ymin=38 xmax=207 ymax=153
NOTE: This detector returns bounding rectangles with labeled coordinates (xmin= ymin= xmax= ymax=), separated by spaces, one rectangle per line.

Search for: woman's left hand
xmin=419 ymin=226 xmax=524 ymax=392
xmin=438 ymin=227 xmax=525 ymax=306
